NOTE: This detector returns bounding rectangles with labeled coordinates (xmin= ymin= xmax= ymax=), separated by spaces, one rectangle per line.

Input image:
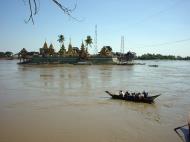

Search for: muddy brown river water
xmin=0 ymin=60 xmax=190 ymax=142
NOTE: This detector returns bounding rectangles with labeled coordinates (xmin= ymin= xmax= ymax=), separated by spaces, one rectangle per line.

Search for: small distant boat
xmin=105 ymin=91 xmax=161 ymax=104
xmin=148 ymin=65 xmax=158 ymax=67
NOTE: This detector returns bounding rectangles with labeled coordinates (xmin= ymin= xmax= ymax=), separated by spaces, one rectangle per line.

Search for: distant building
xmin=72 ymin=47 xmax=80 ymax=54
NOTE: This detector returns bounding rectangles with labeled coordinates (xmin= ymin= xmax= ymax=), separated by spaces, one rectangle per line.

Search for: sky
xmin=0 ymin=0 xmax=190 ymax=56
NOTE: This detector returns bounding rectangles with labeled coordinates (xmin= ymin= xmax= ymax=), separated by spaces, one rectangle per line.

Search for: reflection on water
xmin=0 ymin=60 xmax=190 ymax=142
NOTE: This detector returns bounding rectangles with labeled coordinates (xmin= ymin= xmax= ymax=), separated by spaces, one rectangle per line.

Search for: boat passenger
xmin=119 ymin=90 xmax=124 ymax=98
xmin=132 ymin=93 xmax=135 ymax=100
xmin=143 ymin=91 xmax=148 ymax=98
xmin=126 ymin=91 xmax=132 ymax=99
xmin=135 ymin=93 xmax=138 ymax=100
xmin=139 ymin=93 xmax=143 ymax=100
xmin=124 ymin=91 xmax=129 ymax=98
xmin=137 ymin=93 xmax=141 ymax=100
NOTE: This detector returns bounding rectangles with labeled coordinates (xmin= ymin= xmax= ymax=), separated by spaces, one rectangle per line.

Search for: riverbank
xmin=18 ymin=56 xmax=119 ymax=65
xmin=0 ymin=57 xmax=14 ymax=60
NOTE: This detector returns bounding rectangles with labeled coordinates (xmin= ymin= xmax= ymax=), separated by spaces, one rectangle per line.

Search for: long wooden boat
xmin=105 ymin=91 xmax=161 ymax=103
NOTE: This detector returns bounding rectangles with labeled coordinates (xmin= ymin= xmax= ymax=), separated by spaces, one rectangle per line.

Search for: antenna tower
xmin=94 ymin=24 xmax=98 ymax=54
xmin=120 ymin=36 xmax=125 ymax=55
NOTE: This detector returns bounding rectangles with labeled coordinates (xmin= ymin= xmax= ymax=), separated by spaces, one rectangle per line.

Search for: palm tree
xmin=79 ymin=41 xmax=87 ymax=59
xmin=85 ymin=35 xmax=93 ymax=52
xmin=58 ymin=44 xmax=66 ymax=56
xmin=57 ymin=34 xmax=65 ymax=47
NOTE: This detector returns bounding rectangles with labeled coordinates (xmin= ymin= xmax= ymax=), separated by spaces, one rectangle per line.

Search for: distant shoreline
xmin=0 ymin=57 xmax=15 ymax=60
xmin=137 ymin=53 xmax=190 ymax=60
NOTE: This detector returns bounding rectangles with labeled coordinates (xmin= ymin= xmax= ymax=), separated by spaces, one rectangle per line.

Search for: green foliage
xmin=0 ymin=52 xmax=4 ymax=57
xmin=58 ymin=34 xmax=66 ymax=56
xmin=106 ymin=46 xmax=112 ymax=52
xmin=0 ymin=51 xmax=13 ymax=57
xmin=57 ymin=34 xmax=65 ymax=44
xmin=5 ymin=51 xmax=13 ymax=57
xmin=183 ymin=56 xmax=190 ymax=60
xmin=59 ymin=44 xmax=66 ymax=56
xmin=99 ymin=46 xmax=112 ymax=56
xmin=19 ymin=48 xmax=28 ymax=60
xmin=79 ymin=41 xmax=87 ymax=59
xmin=85 ymin=35 xmax=93 ymax=47
xmin=81 ymin=41 xmax=85 ymax=50
xmin=124 ymin=51 xmax=136 ymax=61
xmin=138 ymin=53 xmax=177 ymax=60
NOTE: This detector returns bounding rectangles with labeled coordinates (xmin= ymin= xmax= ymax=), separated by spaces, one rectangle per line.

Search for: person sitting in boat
xmin=139 ymin=93 xmax=143 ymax=100
xmin=135 ymin=93 xmax=138 ymax=100
xmin=124 ymin=91 xmax=129 ymax=98
xmin=131 ymin=93 xmax=135 ymax=100
xmin=137 ymin=92 xmax=141 ymax=100
xmin=143 ymin=91 xmax=148 ymax=98
xmin=119 ymin=90 xmax=124 ymax=98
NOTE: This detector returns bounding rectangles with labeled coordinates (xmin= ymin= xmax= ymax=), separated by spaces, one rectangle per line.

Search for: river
xmin=0 ymin=60 xmax=190 ymax=142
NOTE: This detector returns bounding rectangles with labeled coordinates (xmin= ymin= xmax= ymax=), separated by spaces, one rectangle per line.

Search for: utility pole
xmin=94 ymin=24 xmax=98 ymax=54
xmin=120 ymin=36 xmax=125 ymax=61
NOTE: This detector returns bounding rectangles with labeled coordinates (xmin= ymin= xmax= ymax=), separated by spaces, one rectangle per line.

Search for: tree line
xmin=137 ymin=53 xmax=190 ymax=60
xmin=0 ymin=51 xmax=13 ymax=58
